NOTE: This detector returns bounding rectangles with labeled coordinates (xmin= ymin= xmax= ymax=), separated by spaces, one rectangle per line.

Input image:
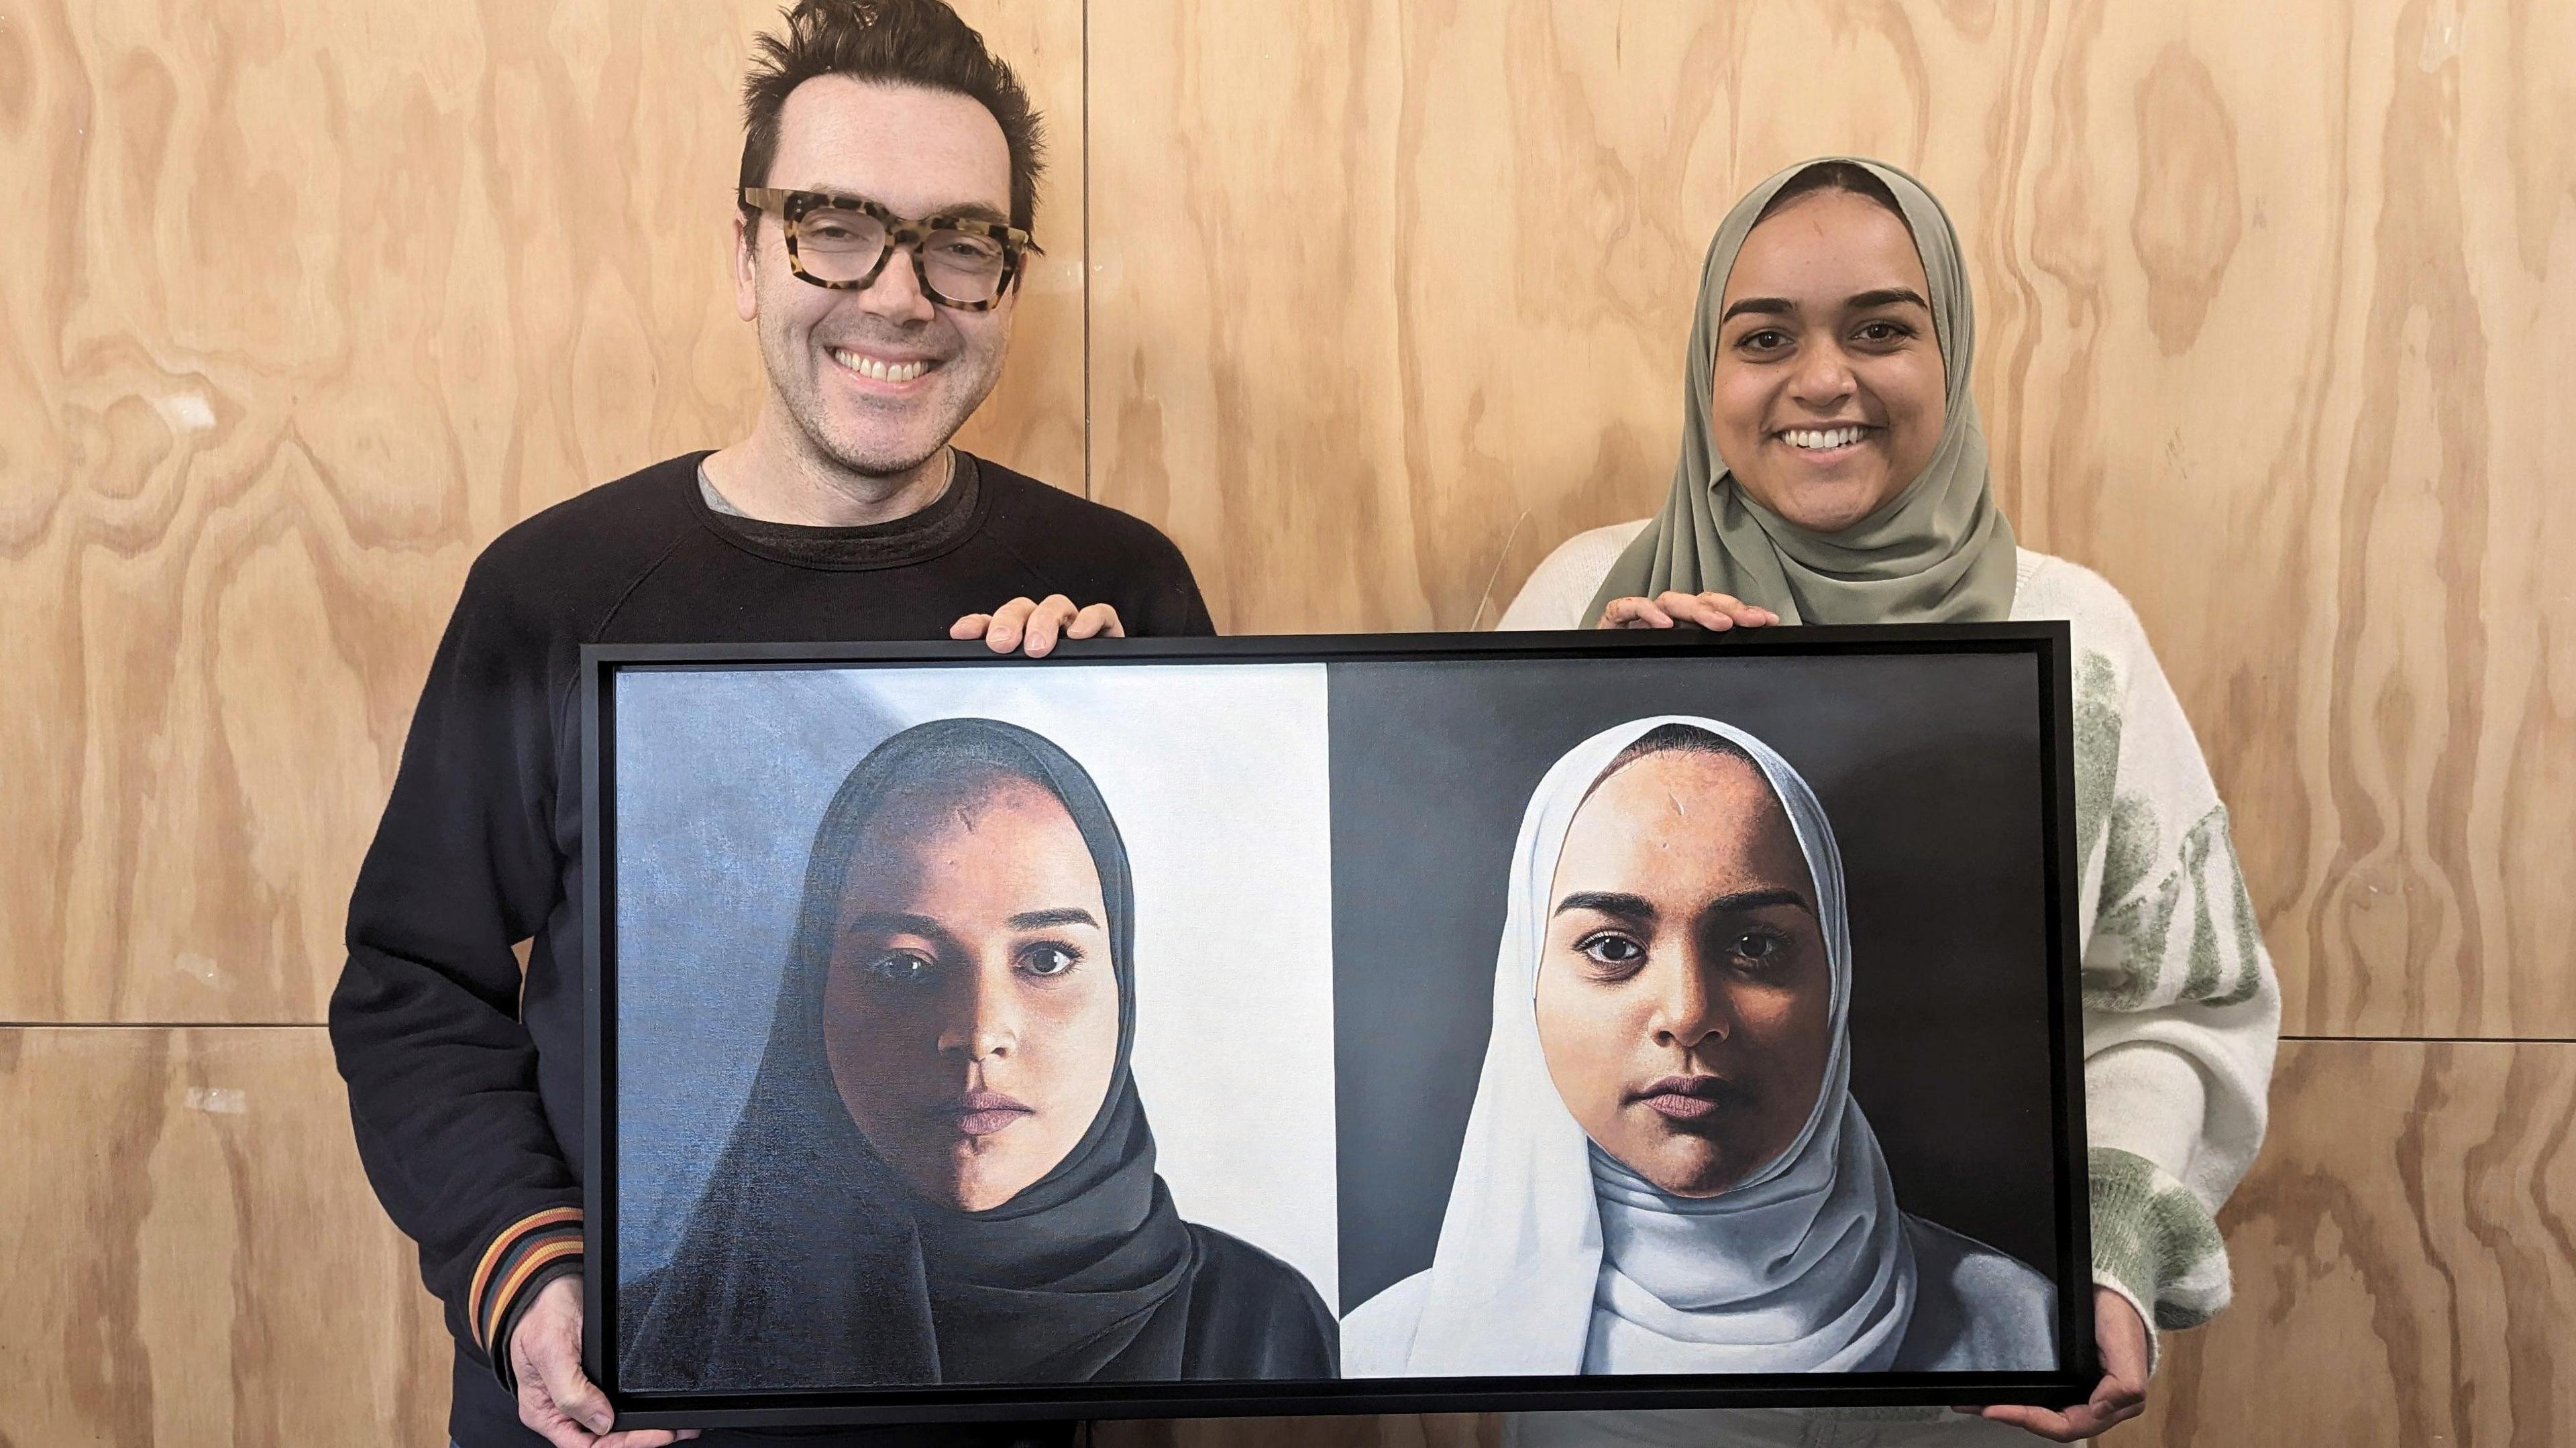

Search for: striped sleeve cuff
xmin=2089 ymin=1146 xmax=2231 ymax=1373
xmin=470 ymin=1207 xmax=585 ymax=1367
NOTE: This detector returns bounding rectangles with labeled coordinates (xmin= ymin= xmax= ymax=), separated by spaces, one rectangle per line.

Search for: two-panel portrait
xmin=588 ymin=632 xmax=2088 ymax=1425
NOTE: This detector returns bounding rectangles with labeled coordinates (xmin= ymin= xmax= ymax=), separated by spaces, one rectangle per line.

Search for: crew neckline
xmin=684 ymin=449 xmax=990 ymax=573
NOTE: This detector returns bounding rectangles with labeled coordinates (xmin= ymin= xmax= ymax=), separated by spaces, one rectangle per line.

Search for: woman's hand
xmin=1955 ymin=1286 xmax=2149 ymax=1441
xmin=1595 ymin=591 xmax=1778 ymax=631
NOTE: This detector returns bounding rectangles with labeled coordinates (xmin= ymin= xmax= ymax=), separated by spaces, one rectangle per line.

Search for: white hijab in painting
xmin=1396 ymin=716 xmax=1917 ymax=1376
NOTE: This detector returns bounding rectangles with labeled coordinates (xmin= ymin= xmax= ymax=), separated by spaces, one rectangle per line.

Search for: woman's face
xmin=1710 ymin=186 xmax=1946 ymax=533
xmin=1534 ymin=749 xmax=1835 ymax=1197
xmin=821 ymin=773 xmax=1121 ymax=1212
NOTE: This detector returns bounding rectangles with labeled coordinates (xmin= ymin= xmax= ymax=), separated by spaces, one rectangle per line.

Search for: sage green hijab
xmin=1584 ymin=158 xmax=2017 ymax=626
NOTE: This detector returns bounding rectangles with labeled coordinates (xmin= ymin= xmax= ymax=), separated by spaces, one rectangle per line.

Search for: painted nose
xmin=938 ymin=956 xmax=1021 ymax=1061
xmin=1648 ymin=952 xmax=1731 ymax=1052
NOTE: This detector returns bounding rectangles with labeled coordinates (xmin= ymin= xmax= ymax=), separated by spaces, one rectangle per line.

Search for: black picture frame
xmin=582 ymin=624 xmax=2095 ymax=1428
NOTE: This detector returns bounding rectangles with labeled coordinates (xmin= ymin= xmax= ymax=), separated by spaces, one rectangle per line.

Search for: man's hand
xmin=1955 ymin=1286 xmax=2149 ymax=1441
xmin=951 ymin=595 xmax=1126 ymax=657
xmin=511 ymin=1276 xmax=698 ymax=1448
xmin=1595 ymin=590 xmax=1779 ymax=631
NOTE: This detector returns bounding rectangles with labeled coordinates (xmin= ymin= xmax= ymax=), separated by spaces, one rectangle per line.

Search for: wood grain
xmin=2108 ymin=1039 xmax=2576 ymax=1447
xmin=0 ymin=1026 xmax=449 ymax=1444
xmin=1084 ymin=0 xmax=2576 ymax=1038
xmin=0 ymin=0 xmax=1084 ymax=1023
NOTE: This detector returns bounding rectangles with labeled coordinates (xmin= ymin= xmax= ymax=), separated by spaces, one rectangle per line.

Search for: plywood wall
xmin=3 ymin=0 xmax=2569 ymax=1441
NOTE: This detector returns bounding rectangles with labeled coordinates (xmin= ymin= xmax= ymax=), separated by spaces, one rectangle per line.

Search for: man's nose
xmin=854 ymin=245 xmax=938 ymax=325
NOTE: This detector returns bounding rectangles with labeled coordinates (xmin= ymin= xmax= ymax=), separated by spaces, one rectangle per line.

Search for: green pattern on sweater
xmin=2090 ymin=1147 xmax=2230 ymax=1332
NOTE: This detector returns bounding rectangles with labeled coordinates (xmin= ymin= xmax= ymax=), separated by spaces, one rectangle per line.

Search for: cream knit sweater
xmin=1499 ymin=520 xmax=2280 ymax=1366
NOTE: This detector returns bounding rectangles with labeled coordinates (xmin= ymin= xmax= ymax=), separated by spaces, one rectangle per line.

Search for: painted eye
xmin=1730 ymin=931 xmax=1790 ymax=966
xmin=1577 ymin=933 xmax=1646 ymax=967
xmin=1020 ymin=944 xmax=1080 ymax=978
xmin=866 ymin=951 xmax=934 ymax=985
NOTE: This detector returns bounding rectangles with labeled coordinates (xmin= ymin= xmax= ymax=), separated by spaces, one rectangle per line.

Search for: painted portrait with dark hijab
xmin=619 ymin=718 xmax=1338 ymax=1389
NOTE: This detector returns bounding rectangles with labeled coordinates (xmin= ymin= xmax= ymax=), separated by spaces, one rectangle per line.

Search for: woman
xmin=1497 ymin=159 xmax=2279 ymax=1442
xmin=1343 ymin=717 xmax=2053 ymax=1378
xmin=620 ymin=718 xmax=1336 ymax=1390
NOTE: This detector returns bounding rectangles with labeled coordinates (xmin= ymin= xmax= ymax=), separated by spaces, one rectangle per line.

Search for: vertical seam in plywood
xmin=1080 ymin=0 xmax=1093 ymax=501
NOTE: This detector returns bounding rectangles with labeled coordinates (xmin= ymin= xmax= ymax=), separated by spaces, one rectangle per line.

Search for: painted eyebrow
xmin=1701 ymin=887 xmax=1816 ymax=917
xmin=842 ymin=911 xmax=949 ymax=939
xmin=1554 ymin=891 xmax=1658 ymax=922
xmin=1554 ymin=889 xmax=1815 ymax=921
xmin=1007 ymin=907 xmax=1102 ymax=930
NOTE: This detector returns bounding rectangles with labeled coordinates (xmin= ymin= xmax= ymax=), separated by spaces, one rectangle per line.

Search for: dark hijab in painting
xmin=621 ymin=718 xmax=1236 ymax=1389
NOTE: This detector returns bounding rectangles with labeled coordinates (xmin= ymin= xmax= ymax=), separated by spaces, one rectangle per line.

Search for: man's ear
xmin=733 ymin=213 xmax=760 ymax=323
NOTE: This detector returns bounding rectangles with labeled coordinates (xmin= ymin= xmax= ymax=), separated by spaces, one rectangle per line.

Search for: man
xmin=329 ymin=3 xmax=1209 ymax=1444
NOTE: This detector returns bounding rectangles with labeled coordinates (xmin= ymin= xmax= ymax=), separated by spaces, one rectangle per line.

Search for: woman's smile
xmin=1711 ymin=188 xmax=1945 ymax=534
xmin=1769 ymin=421 xmax=1880 ymax=467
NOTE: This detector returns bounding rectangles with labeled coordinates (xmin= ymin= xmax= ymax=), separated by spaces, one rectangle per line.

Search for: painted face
xmin=1534 ymin=749 xmax=1835 ymax=1197
xmin=1710 ymin=186 xmax=1947 ymax=534
xmin=735 ymin=76 xmax=1019 ymax=477
xmin=822 ymin=773 xmax=1120 ymax=1213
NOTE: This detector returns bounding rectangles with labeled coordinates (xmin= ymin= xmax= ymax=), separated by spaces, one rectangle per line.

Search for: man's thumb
xmin=538 ymin=1345 xmax=615 ymax=1435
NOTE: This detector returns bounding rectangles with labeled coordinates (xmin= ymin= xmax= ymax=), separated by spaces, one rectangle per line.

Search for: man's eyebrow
xmin=1702 ymin=888 xmax=1815 ymax=917
xmin=1008 ymin=907 xmax=1100 ymax=930
xmin=930 ymin=201 xmax=1012 ymax=226
xmin=806 ymin=190 xmax=1012 ymax=227
xmin=1847 ymin=286 xmax=1931 ymax=312
xmin=1554 ymin=891 xmax=1658 ymax=922
xmin=1719 ymin=296 xmax=1794 ymax=323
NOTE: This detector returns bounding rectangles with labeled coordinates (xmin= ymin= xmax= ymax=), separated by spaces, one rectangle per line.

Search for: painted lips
xmin=951 ymin=1088 xmax=1033 ymax=1137
xmin=1632 ymin=1074 xmax=1749 ymax=1121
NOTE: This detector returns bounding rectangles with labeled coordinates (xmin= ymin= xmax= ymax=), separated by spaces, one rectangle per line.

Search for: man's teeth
xmin=831 ymin=349 xmax=931 ymax=383
xmin=1784 ymin=426 xmax=1866 ymax=450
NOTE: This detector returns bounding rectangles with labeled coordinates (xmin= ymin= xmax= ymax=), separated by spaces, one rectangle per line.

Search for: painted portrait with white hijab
xmin=1340 ymin=716 xmax=2055 ymax=1378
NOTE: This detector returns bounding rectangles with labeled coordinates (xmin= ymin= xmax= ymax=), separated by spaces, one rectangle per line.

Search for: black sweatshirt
xmin=329 ymin=451 xmax=1214 ymax=1447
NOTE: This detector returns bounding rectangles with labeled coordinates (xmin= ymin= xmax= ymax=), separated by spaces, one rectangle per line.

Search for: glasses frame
xmin=739 ymin=186 xmax=1040 ymax=312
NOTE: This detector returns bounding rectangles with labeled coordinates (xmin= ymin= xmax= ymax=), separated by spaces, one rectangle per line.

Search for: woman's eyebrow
xmin=1007 ymin=907 xmax=1102 ymax=930
xmin=1702 ymin=888 xmax=1815 ymax=916
xmin=1554 ymin=891 xmax=1657 ymax=922
xmin=1847 ymin=286 xmax=1930 ymax=311
xmin=1719 ymin=296 xmax=1794 ymax=323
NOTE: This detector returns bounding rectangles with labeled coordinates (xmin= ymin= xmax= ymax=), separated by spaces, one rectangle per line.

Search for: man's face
xmin=736 ymin=76 xmax=1019 ymax=476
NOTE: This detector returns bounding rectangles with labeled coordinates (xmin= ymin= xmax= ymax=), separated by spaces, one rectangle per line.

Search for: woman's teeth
xmin=1784 ymin=426 xmax=1866 ymax=450
xmin=831 ymin=349 xmax=931 ymax=383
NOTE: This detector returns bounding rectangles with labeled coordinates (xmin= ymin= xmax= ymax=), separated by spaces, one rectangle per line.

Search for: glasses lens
xmin=791 ymin=205 xmax=887 ymax=284
xmin=921 ymin=229 xmax=1010 ymax=303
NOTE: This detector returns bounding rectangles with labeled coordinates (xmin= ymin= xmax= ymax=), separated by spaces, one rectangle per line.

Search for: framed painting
xmin=582 ymin=625 xmax=2094 ymax=1427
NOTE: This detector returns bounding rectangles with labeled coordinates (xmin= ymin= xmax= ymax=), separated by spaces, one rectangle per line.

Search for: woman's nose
xmin=1648 ymin=954 xmax=1730 ymax=1050
xmin=938 ymin=957 xmax=1021 ymax=1060
xmin=1788 ymin=341 xmax=1857 ymax=406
